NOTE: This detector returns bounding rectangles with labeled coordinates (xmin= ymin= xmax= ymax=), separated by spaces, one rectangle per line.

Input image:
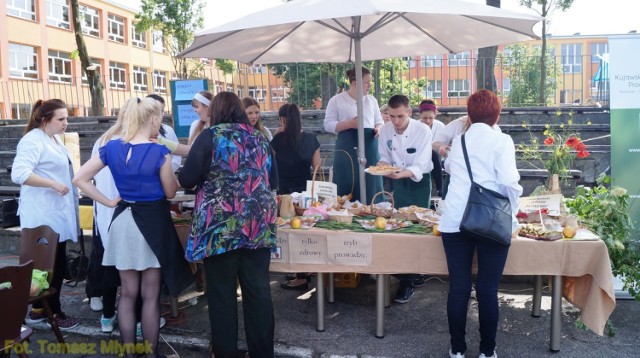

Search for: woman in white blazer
xmin=12 ymin=99 xmax=79 ymax=330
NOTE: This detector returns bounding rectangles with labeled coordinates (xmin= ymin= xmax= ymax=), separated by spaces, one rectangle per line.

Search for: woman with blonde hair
xmin=242 ymin=97 xmax=273 ymax=141
xmin=74 ymin=97 xmax=193 ymax=358
xmin=12 ymin=98 xmax=80 ymax=330
xmin=189 ymin=91 xmax=214 ymax=145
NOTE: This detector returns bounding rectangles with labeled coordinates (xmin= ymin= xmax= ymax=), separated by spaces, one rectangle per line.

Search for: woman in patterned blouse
xmin=178 ymin=92 xmax=277 ymax=358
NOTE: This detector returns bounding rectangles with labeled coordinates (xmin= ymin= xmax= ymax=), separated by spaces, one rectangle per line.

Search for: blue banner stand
xmin=170 ymin=79 xmax=209 ymax=138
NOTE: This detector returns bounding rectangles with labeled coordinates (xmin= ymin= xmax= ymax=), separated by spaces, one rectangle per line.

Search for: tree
xmin=70 ymin=0 xmax=104 ymax=115
xmin=501 ymin=44 xmax=560 ymax=106
xmin=369 ymin=58 xmax=427 ymax=107
xmin=135 ymin=0 xmax=210 ymax=79
xmin=520 ymin=0 xmax=575 ymax=105
xmin=476 ymin=0 xmax=501 ymax=92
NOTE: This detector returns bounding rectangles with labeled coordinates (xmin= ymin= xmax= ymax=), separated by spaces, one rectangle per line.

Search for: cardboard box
xmin=323 ymin=273 xmax=361 ymax=288
xmin=79 ymin=205 xmax=93 ymax=230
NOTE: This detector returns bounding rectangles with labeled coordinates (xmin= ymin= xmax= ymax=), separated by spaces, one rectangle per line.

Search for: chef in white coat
xmin=12 ymin=98 xmax=79 ymax=329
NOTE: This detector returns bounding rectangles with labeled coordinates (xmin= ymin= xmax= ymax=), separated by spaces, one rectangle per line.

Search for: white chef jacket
xmin=430 ymin=119 xmax=446 ymax=140
xmin=433 ymin=115 xmax=502 ymax=146
xmin=440 ymin=123 xmax=522 ymax=234
xmin=324 ymin=92 xmax=383 ymax=134
xmin=12 ymin=128 xmax=79 ymax=242
xmin=378 ymin=119 xmax=433 ymax=182
xmin=161 ymin=124 xmax=182 ymax=172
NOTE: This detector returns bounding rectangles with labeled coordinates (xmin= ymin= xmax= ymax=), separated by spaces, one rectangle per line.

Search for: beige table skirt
xmin=270 ymin=227 xmax=616 ymax=336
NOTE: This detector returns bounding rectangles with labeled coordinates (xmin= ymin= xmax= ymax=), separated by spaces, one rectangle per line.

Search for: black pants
xmin=85 ymin=224 xmax=119 ymax=318
xmin=203 ymin=248 xmax=274 ymax=358
xmin=33 ymin=241 xmax=67 ymax=314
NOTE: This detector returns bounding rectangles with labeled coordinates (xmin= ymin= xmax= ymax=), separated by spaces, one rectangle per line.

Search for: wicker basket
xmin=370 ymin=191 xmax=395 ymax=218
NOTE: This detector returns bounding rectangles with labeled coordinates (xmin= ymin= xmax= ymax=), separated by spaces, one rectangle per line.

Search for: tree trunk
xmin=320 ymin=64 xmax=337 ymax=109
xmin=71 ymin=0 xmax=104 ymax=115
xmin=538 ymin=12 xmax=548 ymax=106
xmin=475 ymin=0 xmax=500 ymax=92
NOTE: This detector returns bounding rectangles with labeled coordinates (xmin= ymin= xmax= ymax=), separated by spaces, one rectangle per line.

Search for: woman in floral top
xmin=178 ymin=92 xmax=277 ymax=358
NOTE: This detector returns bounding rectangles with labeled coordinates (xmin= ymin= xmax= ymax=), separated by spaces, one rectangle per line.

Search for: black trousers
xmin=85 ymin=223 xmax=119 ymax=318
xmin=33 ymin=241 xmax=67 ymax=314
xmin=203 ymin=248 xmax=274 ymax=358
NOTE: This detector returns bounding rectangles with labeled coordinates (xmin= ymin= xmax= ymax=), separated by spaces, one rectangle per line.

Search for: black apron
xmin=334 ymin=128 xmax=383 ymax=204
xmin=112 ymin=199 xmax=194 ymax=296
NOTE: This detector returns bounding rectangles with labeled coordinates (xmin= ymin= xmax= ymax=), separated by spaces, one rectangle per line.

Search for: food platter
xmin=413 ymin=209 xmax=441 ymax=225
xmin=364 ymin=165 xmax=401 ymax=176
xmin=356 ymin=218 xmax=413 ymax=231
xmin=277 ymin=216 xmax=321 ymax=229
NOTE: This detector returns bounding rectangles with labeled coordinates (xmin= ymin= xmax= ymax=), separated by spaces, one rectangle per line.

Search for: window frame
xmin=7 ymin=0 xmax=36 ymax=21
xmin=132 ymin=26 xmax=147 ymax=48
xmin=132 ymin=66 xmax=149 ymax=92
xmin=109 ymin=61 xmax=127 ymax=90
xmin=153 ymin=70 xmax=167 ymax=94
xmin=9 ymin=43 xmax=39 ymax=80
xmin=46 ymin=0 xmax=70 ymax=30
xmin=248 ymin=86 xmax=266 ymax=101
xmin=420 ymin=54 xmax=443 ymax=68
xmin=561 ymin=43 xmax=583 ymax=74
xmin=448 ymin=51 xmax=470 ymax=67
xmin=108 ymin=13 xmax=126 ymax=44
xmin=424 ymin=80 xmax=442 ymax=99
xmin=590 ymin=43 xmax=608 ymax=63
xmin=80 ymin=4 xmax=100 ymax=37
xmin=82 ymin=58 xmax=102 ymax=86
xmin=48 ymin=50 xmax=73 ymax=83
xmin=447 ymin=79 xmax=471 ymax=98
xmin=152 ymin=31 xmax=165 ymax=53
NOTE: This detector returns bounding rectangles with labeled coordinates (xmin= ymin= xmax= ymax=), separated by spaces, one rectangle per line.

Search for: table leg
xmin=375 ymin=274 xmax=386 ymax=338
xmin=532 ymin=275 xmax=542 ymax=317
xmin=316 ymin=271 xmax=325 ymax=332
xmin=550 ymin=275 xmax=562 ymax=352
xmin=170 ymin=296 xmax=179 ymax=318
xmin=328 ymin=273 xmax=335 ymax=303
xmin=384 ymin=274 xmax=391 ymax=308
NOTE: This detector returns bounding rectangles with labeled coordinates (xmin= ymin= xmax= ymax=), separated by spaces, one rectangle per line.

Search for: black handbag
xmin=459 ymin=134 xmax=512 ymax=246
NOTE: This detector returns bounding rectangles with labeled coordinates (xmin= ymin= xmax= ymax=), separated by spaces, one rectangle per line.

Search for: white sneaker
xmin=101 ymin=314 xmax=117 ymax=333
xmin=136 ymin=317 xmax=166 ymax=337
xmin=479 ymin=351 xmax=497 ymax=358
xmin=450 ymin=349 xmax=465 ymax=358
xmin=90 ymin=297 xmax=103 ymax=312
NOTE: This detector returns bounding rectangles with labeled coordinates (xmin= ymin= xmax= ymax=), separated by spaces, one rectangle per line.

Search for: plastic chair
xmin=19 ymin=226 xmax=66 ymax=345
xmin=0 ymin=260 xmax=34 ymax=358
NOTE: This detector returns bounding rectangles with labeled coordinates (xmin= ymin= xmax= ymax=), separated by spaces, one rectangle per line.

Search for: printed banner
xmin=287 ymin=232 xmax=327 ymax=264
xmin=326 ymin=234 xmax=372 ymax=266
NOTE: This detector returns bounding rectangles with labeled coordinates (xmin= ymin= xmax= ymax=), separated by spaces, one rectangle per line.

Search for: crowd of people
xmin=12 ymin=66 xmax=521 ymax=358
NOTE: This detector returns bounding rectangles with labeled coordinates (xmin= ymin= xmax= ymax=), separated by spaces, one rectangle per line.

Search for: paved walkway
xmin=1 ymin=253 xmax=639 ymax=357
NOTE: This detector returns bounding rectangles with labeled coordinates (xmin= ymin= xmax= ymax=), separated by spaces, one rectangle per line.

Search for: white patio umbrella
xmin=179 ymin=0 xmax=541 ymax=200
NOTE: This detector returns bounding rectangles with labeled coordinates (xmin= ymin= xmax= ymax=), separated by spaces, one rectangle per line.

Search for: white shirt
xmin=429 ymin=119 xmax=446 ymax=140
xmin=378 ymin=119 xmax=433 ymax=182
xmin=433 ymin=115 xmax=502 ymax=146
xmin=440 ymin=123 xmax=522 ymax=233
xmin=90 ymin=138 xmax=119 ymax=245
xmin=161 ymin=124 xmax=182 ymax=172
xmin=12 ymin=129 xmax=79 ymax=242
xmin=323 ymin=92 xmax=383 ymax=134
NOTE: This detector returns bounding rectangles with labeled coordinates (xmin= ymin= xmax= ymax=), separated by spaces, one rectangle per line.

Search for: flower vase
xmin=548 ymin=173 xmax=562 ymax=194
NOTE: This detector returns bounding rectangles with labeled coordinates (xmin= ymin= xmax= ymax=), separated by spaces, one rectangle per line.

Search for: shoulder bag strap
xmin=461 ymin=134 xmax=474 ymax=183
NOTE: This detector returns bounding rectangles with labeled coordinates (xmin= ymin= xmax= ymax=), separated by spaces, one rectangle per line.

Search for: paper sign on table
xmin=327 ymin=234 xmax=372 ymax=266
xmin=306 ymin=180 xmax=337 ymax=201
xmin=288 ymin=232 xmax=327 ymax=264
xmin=519 ymin=194 xmax=562 ymax=216
xmin=271 ymin=231 xmax=290 ymax=260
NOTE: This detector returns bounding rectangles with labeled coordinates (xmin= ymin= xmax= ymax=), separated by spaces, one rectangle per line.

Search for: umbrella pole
xmin=354 ymin=18 xmax=367 ymax=202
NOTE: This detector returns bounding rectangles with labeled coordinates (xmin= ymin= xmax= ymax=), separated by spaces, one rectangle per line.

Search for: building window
xmin=448 ymin=51 xmax=470 ymax=67
xmin=11 ymin=103 xmax=33 ymax=119
xmin=82 ymin=59 xmax=102 ymax=86
xmin=109 ymin=61 xmax=127 ymax=89
xmin=201 ymin=58 xmax=211 ymax=65
xmin=237 ymin=87 xmax=244 ymax=98
xmin=501 ymin=78 xmax=511 ymax=95
xmin=248 ymin=65 xmax=267 ymax=74
xmin=560 ymin=89 xmax=583 ymax=104
xmin=48 ymin=50 xmax=72 ymax=83
xmin=447 ymin=79 xmax=470 ymax=98
xmin=80 ymin=5 xmax=100 ymax=37
xmin=226 ymin=84 xmax=234 ymax=93
xmin=270 ymin=86 xmax=290 ymax=102
xmin=590 ymin=43 xmax=608 ymax=63
xmin=403 ymin=57 xmax=416 ymax=68
xmin=561 ymin=43 xmax=582 ymax=73
xmin=108 ymin=14 xmax=125 ymax=43
xmin=46 ymin=0 xmax=70 ymax=29
xmin=133 ymin=66 xmax=148 ymax=92
xmin=499 ymin=48 xmax=514 ymax=66
xmin=420 ymin=54 xmax=443 ymax=68
xmin=153 ymin=31 xmax=165 ymax=53
xmin=248 ymin=86 xmax=266 ymax=101
xmin=152 ymin=70 xmax=167 ymax=94
xmin=132 ymin=26 xmax=147 ymax=48
xmin=7 ymin=0 xmax=36 ymax=21
xmin=423 ymin=80 xmax=442 ymax=98
xmin=9 ymin=43 xmax=38 ymax=79
xmin=214 ymin=81 xmax=223 ymax=94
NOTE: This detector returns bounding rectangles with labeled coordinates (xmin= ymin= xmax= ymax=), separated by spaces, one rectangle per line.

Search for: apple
xmin=290 ymin=217 xmax=302 ymax=229
xmin=563 ymin=226 xmax=576 ymax=239
xmin=432 ymin=224 xmax=442 ymax=236
xmin=374 ymin=217 xmax=387 ymax=230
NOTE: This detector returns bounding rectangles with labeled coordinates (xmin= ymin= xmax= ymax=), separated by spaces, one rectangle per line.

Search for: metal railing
xmin=0 ymin=55 xmax=609 ymax=119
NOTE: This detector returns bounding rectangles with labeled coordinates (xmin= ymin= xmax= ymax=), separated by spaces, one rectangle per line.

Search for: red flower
xmin=544 ymin=137 xmax=554 ymax=146
xmin=574 ymin=142 xmax=587 ymax=152
xmin=565 ymin=137 xmax=580 ymax=148
xmin=577 ymin=150 xmax=590 ymax=159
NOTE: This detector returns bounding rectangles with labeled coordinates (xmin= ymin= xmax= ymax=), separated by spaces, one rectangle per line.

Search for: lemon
xmin=290 ymin=217 xmax=302 ymax=229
